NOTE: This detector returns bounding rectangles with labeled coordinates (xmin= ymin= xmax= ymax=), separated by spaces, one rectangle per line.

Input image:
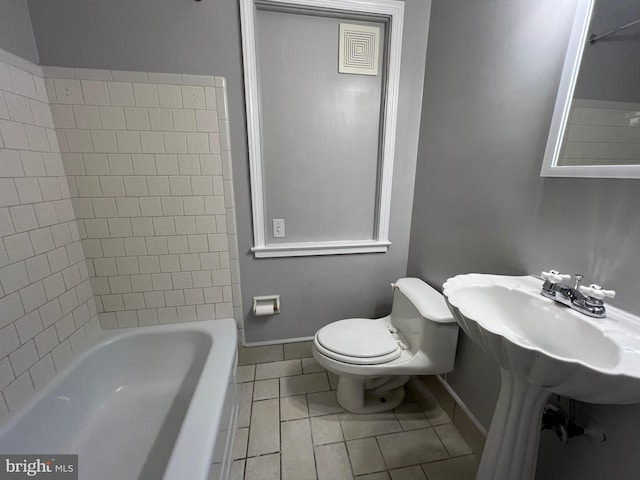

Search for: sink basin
xmin=443 ymin=273 xmax=640 ymax=404
xmin=442 ymin=273 xmax=640 ymax=480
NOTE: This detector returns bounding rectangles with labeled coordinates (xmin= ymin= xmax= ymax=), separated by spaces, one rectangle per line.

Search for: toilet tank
xmin=390 ymin=278 xmax=459 ymax=372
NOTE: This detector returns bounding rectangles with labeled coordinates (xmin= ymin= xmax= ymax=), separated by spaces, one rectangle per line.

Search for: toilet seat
xmin=314 ymin=319 xmax=402 ymax=365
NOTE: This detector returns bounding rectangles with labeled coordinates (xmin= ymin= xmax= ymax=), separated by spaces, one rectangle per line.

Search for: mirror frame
xmin=540 ymin=0 xmax=640 ymax=179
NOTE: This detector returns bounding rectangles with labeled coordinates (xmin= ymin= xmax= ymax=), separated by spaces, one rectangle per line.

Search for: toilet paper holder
xmin=253 ymin=295 xmax=280 ymax=316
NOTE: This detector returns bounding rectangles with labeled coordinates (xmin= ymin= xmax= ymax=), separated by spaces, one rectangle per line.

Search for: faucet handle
xmin=541 ymin=270 xmax=571 ymax=283
xmin=579 ymin=284 xmax=616 ymax=300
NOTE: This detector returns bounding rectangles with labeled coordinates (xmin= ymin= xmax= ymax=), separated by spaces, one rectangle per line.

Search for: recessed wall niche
xmin=240 ymin=0 xmax=404 ymax=258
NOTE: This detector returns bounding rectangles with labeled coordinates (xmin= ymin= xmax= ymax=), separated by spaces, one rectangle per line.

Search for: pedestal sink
xmin=442 ymin=274 xmax=640 ymax=480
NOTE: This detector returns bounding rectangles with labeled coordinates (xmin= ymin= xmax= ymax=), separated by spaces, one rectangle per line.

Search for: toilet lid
xmin=316 ymin=319 xmax=401 ymax=362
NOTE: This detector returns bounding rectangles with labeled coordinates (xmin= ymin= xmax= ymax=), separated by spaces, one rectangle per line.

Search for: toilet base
xmin=336 ymin=375 xmax=409 ymax=414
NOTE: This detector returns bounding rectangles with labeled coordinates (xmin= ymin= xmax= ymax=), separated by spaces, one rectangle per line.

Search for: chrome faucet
xmin=540 ymin=270 xmax=616 ymax=319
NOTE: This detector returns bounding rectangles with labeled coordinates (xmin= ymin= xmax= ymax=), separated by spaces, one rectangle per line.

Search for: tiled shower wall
xmin=561 ymin=98 xmax=640 ymax=166
xmin=44 ymin=67 xmax=243 ymax=339
xmin=0 ymin=48 xmax=101 ymax=415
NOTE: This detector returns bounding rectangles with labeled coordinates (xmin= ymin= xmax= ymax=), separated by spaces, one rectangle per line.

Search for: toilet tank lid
xmin=395 ymin=278 xmax=455 ymax=324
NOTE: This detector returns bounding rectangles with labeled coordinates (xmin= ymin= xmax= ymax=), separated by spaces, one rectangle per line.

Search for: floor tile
xmin=233 ymin=427 xmax=249 ymax=460
xmin=307 ymin=390 xmax=344 ymax=417
xmin=280 ymin=394 xmax=309 ymax=421
xmin=247 ymin=398 xmax=280 ymax=457
xmin=253 ymin=379 xmax=279 ymax=401
xmin=237 ymin=382 xmax=254 ymax=428
xmin=434 ymin=424 xmax=473 ymax=457
xmin=284 ymin=341 xmax=313 ymax=359
xmin=230 ymin=459 xmax=245 ymax=480
xmin=395 ymin=403 xmax=430 ymax=430
xmin=245 ymin=453 xmax=280 ymax=480
xmin=315 ymin=442 xmax=353 ymax=480
xmin=310 ymin=414 xmax=344 ymax=445
xmin=238 ymin=345 xmax=283 ymax=365
xmin=421 ymin=393 xmax=451 ymax=426
xmin=280 ymin=372 xmax=330 ymax=396
xmin=377 ymin=428 xmax=449 ymax=469
xmin=421 ymin=455 xmax=478 ymax=480
xmin=236 ymin=365 xmax=255 ymax=383
xmin=281 ymin=418 xmax=316 ymax=480
xmin=255 ymin=359 xmax=302 ymax=380
xmin=356 ymin=473 xmax=390 ymax=480
xmin=339 ymin=412 xmax=402 ymax=440
xmin=301 ymin=357 xmax=325 ymax=374
xmin=346 ymin=437 xmax=386 ymax=475
xmin=389 ymin=466 xmax=428 ymax=480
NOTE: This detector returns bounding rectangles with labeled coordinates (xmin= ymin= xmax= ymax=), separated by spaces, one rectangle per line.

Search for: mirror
xmin=541 ymin=0 xmax=640 ymax=178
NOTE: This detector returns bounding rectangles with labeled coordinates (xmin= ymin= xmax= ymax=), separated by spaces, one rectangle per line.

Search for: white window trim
xmin=240 ymin=0 xmax=404 ymax=258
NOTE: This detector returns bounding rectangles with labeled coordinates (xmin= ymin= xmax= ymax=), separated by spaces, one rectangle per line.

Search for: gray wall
xmin=27 ymin=0 xmax=430 ymax=343
xmin=410 ymin=0 xmax=640 ymax=478
xmin=0 ymin=0 xmax=38 ymax=62
xmin=258 ymin=10 xmax=383 ymax=243
xmin=574 ymin=0 xmax=640 ymax=103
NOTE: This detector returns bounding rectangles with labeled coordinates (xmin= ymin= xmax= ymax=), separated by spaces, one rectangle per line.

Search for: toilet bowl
xmin=312 ymin=278 xmax=459 ymax=414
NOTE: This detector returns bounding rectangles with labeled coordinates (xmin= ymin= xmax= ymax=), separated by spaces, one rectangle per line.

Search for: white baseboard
xmin=244 ymin=336 xmax=314 ymax=347
xmin=436 ymin=374 xmax=488 ymax=437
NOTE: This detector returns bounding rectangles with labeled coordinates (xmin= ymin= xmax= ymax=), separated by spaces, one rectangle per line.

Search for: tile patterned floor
xmin=230 ymin=342 xmax=479 ymax=480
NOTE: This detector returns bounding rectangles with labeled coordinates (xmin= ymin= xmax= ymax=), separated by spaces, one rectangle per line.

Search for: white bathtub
xmin=0 ymin=318 xmax=239 ymax=480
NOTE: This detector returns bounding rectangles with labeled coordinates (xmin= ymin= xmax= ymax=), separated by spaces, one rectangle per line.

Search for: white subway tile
xmin=91 ymin=130 xmax=118 ymax=153
xmin=53 ymin=79 xmax=84 ymax=104
xmin=187 ymin=132 xmax=209 ymax=153
xmin=0 ymin=261 xmax=30 ymax=293
xmin=80 ymin=80 xmax=110 ymax=105
xmin=163 ymin=132 xmax=187 ymax=153
xmin=115 ymin=130 xmax=142 ymax=153
xmin=173 ymin=109 xmax=196 ymax=132
xmin=0 ymin=119 xmax=29 ymax=149
xmin=73 ymin=105 xmax=102 ymax=129
xmin=99 ymin=176 xmax=125 ymax=196
xmin=139 ymin=197 xmax=162 ymax=216
xmin=10 ymin=340 xmax=39 ymax=376
xmin=65 ymin=129 xmax=93 ymax=152
xmin=112 ymin=70 xmax=147 ymax=83
xmin=29 ymin=354 xmax=54 ymax=390
xmin=131 ymin=154 xmax=156 ymax=175
xmin=107 ymin=218 xmax=132 ymax=237
xmin=160 ymin=197 xmax=183 ymax=215
xmin=149 ymin=108 xmax=173 ymax=130
xmin=123 ymin=107 xmax=150 ymax=130
xmin=133 ymin=84 xmax=159 ymax=107
xmin=5 ymin=232 xmax=34 ymax=262
xmin=3 ymin=372 xmax=34 ymax=411
xmin=107 ymin=82 xmax=134 ymax=107
xmin=182 ymin=86 xmax=206 ymax=109
xmin=9 ymin=204 xmax=37 ymax=232
xmin=99 ymin=106 xmax=126 ymax=130
xmin=5 ymin=92 xmax=33 ymax=124
xmin=140 ymin=131 xmax=165 ymax=153
xmin=158 ymin=85 xmax=183 ymax=108
xmin=196 ymin=110 xmax=218 ymax=132
xmin=147 ymin=176 xmax=170 ymax=196
xmin=35 ymin=325 xmax=58 ymax=357
xmin=116 ymin=197 xmax=140 ymax=217
xmin=174 ymin=216 xmax=196 ymax=235
xmin=29 ymin=227 xmax=55 ymax=254
xmin=101 ymin=238 xmax=125 ymax=256
xmin=92 ymin=197 xmax=117 ymax=217
xmin=19 ymin=281 xmax=47 ymax=314
xmin=131 ymin=217 xmax=153 ymax=236
xmin=123 ymin=293 xmax=144 ymax=310
xmin=138 ymin=255 xmax=160 ymax=273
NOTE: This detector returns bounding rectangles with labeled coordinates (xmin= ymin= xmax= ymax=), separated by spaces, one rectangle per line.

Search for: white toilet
xmin=312 ymin=277 xmax=459 ymax=414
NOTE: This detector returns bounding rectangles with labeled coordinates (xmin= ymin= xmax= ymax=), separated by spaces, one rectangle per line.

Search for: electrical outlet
xmin=273 ymin=218 xmax=285 ymax=238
